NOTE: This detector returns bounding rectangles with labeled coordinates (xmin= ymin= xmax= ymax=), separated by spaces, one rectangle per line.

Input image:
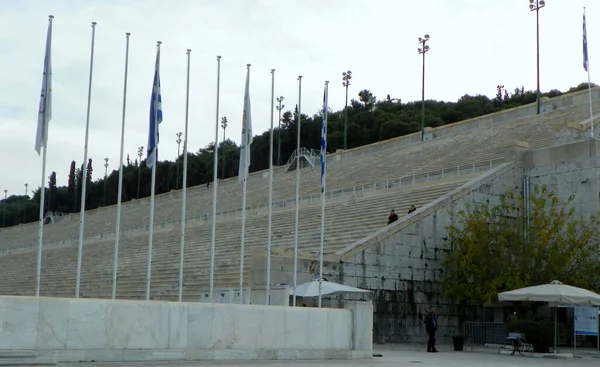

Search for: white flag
xmin=238 ymin=66 xmax=253 ymax=183
xmin=35 ymin=16 xmax=53 ymax=155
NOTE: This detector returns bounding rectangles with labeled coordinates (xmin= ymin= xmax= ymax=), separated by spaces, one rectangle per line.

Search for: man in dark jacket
xmin=387 ymin=209 xmax=398 ymax=225
xmin=424 ymin=306 xmax=438 ymax=352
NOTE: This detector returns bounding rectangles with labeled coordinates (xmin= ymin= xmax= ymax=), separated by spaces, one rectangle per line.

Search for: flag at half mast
xmin=238 ymin=65 xmax=253 ymax=183
xmin=35 ymin=16 xmax=53 ymax=155
xmin=584 ymin=11 xmax=590 ymax=72
xmin=147 ymin=43 xmax=163 ymax=169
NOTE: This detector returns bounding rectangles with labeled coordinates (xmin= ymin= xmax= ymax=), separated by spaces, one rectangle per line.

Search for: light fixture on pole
xmin=276 ymin=96 xmax=285 ymax=165
xmin=342 ymin=70 xmax=352 ymax=150
xmin=418 ymin=34 xmax=430 ymax=142
xmin=2 ymin=189 xmax=6 ymax=227
xmin=221 ymin=116 xmax=228 ymax=179
xmin=103 ymin=158 xmax=109 ymax=206
xmin=176 ymin=132 xmax=183 ymax=190
xmin=529 ymin=0 xmax=546 ymax=115
xmin=137 ymin=146 xmax=143 ymax=198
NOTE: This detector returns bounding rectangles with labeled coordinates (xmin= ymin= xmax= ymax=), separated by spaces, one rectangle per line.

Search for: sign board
xmin=575 ymin=307 xmax=599 ymax=336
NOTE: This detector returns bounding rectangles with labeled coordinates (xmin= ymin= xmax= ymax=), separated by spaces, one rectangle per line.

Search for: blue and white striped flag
xmin=147 ymin=44 xmax=163 ymax=169
xmin=320 ymin=82 xmax=329 ymax=193
xmin=584 ymin=11 xmax=589 ymax=72
xmin=35 ymin=16 xmax=53 ymax=155
xmin=238 ymin=65 xmax=253 ymax=183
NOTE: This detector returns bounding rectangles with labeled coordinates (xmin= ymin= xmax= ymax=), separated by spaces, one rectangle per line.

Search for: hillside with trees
xmin=0 ymin=83 xmax=593 ymax=228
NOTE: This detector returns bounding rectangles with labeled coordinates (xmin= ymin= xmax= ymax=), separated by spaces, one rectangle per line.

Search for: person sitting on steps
xmin=387 ymin=209 xmax=398 ymax=225
xmin=408 ymin=205 xmax=416 ymax=214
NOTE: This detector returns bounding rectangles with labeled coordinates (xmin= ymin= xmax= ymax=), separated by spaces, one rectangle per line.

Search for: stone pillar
xmin=344 ymin=301 xmax=373 ymax=351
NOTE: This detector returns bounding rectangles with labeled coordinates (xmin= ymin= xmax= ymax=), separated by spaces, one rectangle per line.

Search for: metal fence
xmin=464 ymin=322 xmax=507 ymax=346
xmin=0 ymin=158 xmax=505 ymax=253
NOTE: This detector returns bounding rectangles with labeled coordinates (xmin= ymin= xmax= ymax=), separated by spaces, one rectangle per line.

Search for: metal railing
xmin=0 ymin=158 xmax=505 ymax=253
xmin=464 ymin=322 xmax=507 ymax=346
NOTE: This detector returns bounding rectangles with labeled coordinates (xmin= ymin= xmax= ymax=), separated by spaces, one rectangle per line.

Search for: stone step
xmin=0 ymin=358 xmax=55 ymax=366
xmin=0 ymin=351 xmax=37 ymax=359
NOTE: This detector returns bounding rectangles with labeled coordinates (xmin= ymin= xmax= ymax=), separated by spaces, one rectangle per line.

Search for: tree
xmin=86 ymin=158 xmax=93 ymax=185
xmin=67 ymin=161 xmax=76 ymax=211
xmin=442 ymin=184 xmax=600 ymax=303
xmin=48 ymin=171 xmax=57 ymax=212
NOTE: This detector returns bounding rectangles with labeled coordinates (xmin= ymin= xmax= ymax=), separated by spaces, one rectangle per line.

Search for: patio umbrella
xmin=498 ymin=280 xmax=600 ymax=354
xmin=294 ymin=280 xmax=372 ymax=298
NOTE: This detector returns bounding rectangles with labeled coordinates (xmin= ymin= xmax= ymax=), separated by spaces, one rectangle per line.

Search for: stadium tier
xmin=0 ymin=96 xmax=598 ymax=299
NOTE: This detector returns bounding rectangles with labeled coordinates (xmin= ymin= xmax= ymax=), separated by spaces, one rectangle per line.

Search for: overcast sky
xmin=0 ymin=0 xmax=596 ymax=197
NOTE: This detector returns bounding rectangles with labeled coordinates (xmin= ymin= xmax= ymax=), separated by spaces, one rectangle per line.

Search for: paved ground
xmin=56 ymin=345 xmax=600 ymax=367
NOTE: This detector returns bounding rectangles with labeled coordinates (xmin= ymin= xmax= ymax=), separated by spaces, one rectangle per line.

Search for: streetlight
xmin=176 ymin=132 xmax=183 ymax=190
xmin=221 ymin=116 xmax=228 ymax=179
xmin=276 ymin=96 xmax=285 ymax=165
xmin=529 ymin=0 xmax=545 ymax=115
xmin=103 ymin=158 xmax=109 ymax=206
xmin=24 ymin=183 xmax=28 ymax=223
xmin=342 ymin=70 xmax=352 ymax=150
xmin=3 ymin=190 xmax=6 ymax=227
xmin=418 ymin=34 xmax=431 ymax=142
xmin=137 ymin=146 xmax=144 ymax=199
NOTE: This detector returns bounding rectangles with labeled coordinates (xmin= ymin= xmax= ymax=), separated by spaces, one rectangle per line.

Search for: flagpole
xmin=209 ymin=56 xmax=222 ymax=303
xmin=178 ymin=49 xmax=191 ymax=302
xmin=292 ymin=75 xmax=302 ymax=307
xmin=112 ymin=32 xmax=131 ymax=300
xmin=146 ymin=40 xmax=162 ymax=301
xmin=239 ymin=63 xmax=251 ymax=305
xmin=318 ymin=80 xmax=329 ymax=308
xmin=75 ymin=21 xmax=97 ymax=299
xmin=266 ymin=68 xmax=275 ymax=305
xmin=585 ymin=7 xmax=594 ymax=139
xmin=35 ymin=14 xmax=54 ymax=298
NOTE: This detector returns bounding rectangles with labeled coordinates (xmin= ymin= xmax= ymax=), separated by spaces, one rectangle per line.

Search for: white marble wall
xmin=0 ymin=296 xmax=354 ymax=352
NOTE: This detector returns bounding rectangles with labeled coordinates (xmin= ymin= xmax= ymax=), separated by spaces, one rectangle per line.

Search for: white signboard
xmin=575 ymin=307 xmax=599 ymax=336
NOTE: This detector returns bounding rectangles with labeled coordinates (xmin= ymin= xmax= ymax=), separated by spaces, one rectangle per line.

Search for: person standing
xmin=424 ymin=306 xmax=438 ymax=352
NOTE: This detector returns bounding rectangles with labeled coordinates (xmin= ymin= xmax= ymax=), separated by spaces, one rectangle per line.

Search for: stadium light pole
xmin=103 ymin=158 xmax=109 ymax=206
xmin=276 ymin=96 xmax=285 ymax=165
xmin=418 ymin=34 xmax=430 ymax=142
xmin=176 ymin=132 xmax=183 ymax=189
xmin=342 ymin=71 xmax=352 ymax=150
xmin=2 ymin=190 xmax=6 ymax=227
xmin=137 ymin=146 xmax=143 ymax=199
xmin=529 ymin=0 xmax=545 ymax=115
xmin=221 ymin=116 xmax=228 ymax=179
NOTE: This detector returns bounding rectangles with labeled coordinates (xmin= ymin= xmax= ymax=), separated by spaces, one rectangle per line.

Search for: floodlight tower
xmin=276 ymin=96 xmax=285 ymax=165
xmin=418 ymin=34 xmax=430 ymax=142
xmin=342 ymin=71 xmax=352 ymax=150
xmin=529 ymin=0 xmax=546 ymax=115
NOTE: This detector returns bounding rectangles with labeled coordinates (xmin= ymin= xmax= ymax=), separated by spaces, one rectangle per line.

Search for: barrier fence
xmin=464 ymin=322 xmax=507 ymax=346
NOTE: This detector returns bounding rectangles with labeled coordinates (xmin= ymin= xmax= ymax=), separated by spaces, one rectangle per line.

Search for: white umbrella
xmin=498 ymin=280 xmax=600 ymax=354
xmin=498 ymin=281 xmax=600 ymax=306
xmin=294 ymin=280 xmax=372 ymax=297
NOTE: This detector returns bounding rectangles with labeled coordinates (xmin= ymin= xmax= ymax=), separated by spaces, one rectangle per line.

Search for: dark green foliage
xmin=507 ymin=319 xmax=554 ymax=353
xmin=0 ymin=83 xmax=595 ymax=227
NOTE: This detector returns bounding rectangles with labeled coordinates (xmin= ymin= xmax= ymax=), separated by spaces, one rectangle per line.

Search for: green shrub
xmin=507 ymin=320 xmax=554 ymax=353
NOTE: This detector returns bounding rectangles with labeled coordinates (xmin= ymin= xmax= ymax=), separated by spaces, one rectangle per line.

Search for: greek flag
xmin=320 ymin=82 xmax=329 ymax=193
xmin=35 ymin=17 xmax=53 ymax=155
xmin=238 ymin=66 xmax=253 ymax=183
xmin=584 ymin=12 xmax=589 ymax=72
xmin=147 ymin=44 xmax=163 ymax=169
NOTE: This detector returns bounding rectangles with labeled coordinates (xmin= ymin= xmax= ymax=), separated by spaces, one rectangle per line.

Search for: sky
xmin=0 ymin=0 xmax=596 ymax=197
